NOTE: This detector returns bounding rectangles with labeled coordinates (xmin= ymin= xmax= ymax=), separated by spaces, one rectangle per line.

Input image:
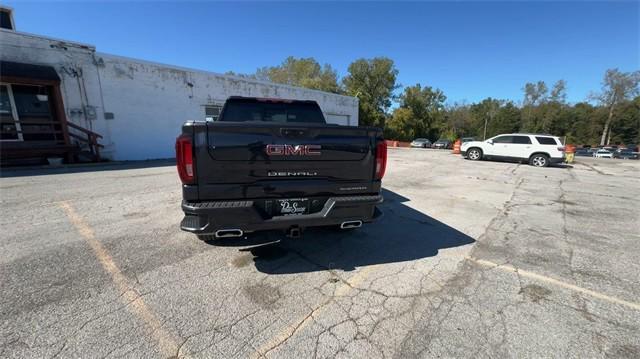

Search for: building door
xmin=0 ymin=83 xmax=59 ymax=143
xmin=10 ymin=84 xmax=57 ymax=142
xmin=0 ymin=84 xmax=23 ymax=141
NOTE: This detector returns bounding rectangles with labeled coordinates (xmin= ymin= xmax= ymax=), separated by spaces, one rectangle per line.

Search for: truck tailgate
xmin=195 ymin=122 xmax=380 ymax=199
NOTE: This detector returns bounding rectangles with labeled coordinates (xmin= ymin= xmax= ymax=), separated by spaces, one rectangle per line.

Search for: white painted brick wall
xmin=0 ymin=29 xmax=359 ymax=160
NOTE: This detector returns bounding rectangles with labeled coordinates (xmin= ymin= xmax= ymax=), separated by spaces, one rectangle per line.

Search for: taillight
xmin=175 ymin=134 xmax=195 ymax=184
xmin=375 ymin=140 xmax=387 ymax=180
xmin=557 ymin=147 xmax=565 ymax=152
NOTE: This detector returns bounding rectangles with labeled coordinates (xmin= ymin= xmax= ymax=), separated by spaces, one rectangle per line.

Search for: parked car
xmin=460 ymin=133 xmax=564 ymax=167
xmin=432 ymin=139 xmax=452 ymax=149
xmin=410 ymin=138 xmax=432 ymax=148
xmin=461 ymin=137 xmax=476 ymax=143
xmin=574 ymin=148 xmax=592 ymax=157
xmin=176 ymin=97 xmax=386 ymax=240
xmin=613 ymin=149 xmax=638 ymax=160
xmin=624 ymin=144 xmax=638 ymax=152
xmin=593 ymin=149 xmax=613 ymax=158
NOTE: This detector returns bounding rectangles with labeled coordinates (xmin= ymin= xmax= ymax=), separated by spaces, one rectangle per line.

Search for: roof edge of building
xmin=1 ymin=27 xmax=357 ymax=103
xmin=0 ymin=28 xmax=96 ymax=51
xmin=96 ymin=52 xmax=358 ymax=103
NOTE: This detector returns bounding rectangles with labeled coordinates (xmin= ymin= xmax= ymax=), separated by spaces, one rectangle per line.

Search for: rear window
xmin=536 ymin=137 xmax=558 ymax=145
xmin=219 ymin=100 xmax=326 ymax=123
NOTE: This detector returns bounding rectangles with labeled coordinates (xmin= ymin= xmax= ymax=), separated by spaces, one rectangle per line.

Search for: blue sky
xmin=5 ymin=1 xmax=639 ymax=104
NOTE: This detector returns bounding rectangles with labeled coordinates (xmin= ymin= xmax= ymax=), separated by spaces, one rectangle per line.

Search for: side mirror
xmin=487 ymin=140 xmax=493 ymax=145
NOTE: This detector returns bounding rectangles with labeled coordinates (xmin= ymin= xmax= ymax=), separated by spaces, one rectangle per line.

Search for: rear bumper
xmin=550 ymin=157 xmax=564 ymax=164
xmin=180 ymin=194 xmax=383 ymax=235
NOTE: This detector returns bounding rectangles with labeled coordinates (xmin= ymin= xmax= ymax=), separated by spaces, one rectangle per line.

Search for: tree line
xmin=227 ymin=57 xmax=640 ymax=146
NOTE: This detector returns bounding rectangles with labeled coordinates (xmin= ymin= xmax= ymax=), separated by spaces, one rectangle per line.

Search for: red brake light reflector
xmin=175 ymin=134 xmax=195 ymax=184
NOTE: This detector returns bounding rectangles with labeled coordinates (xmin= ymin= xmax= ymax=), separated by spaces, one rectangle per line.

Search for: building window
xmin=205 ymin=105 xmax=222 ymax=122
xmin=0 ymin=9 xmax=15 ymax=30
xmin=0 ymin=84 xmax=22 ymax=141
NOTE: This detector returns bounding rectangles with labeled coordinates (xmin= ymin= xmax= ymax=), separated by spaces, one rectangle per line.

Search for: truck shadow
xmin=206 ymin=188 xmax=475 ymax=274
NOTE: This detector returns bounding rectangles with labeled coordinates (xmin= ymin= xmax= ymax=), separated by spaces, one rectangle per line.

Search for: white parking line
xmin=59 ymin=201 xmax=181 ymax=357
xmin=466 ymin=256 xmax=640 ymax=311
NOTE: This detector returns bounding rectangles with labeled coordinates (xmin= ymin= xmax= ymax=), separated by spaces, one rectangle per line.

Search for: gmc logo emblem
xmin=266 ymin=144 xmax=321 ymax=156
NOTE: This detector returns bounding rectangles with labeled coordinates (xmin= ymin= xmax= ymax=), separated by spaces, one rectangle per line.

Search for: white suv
xmin=460 ymin=134 xmax=564 ymax=167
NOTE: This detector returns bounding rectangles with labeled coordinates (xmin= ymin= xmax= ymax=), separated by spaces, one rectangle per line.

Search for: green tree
xmin=386 ymin=107 xmax=416 ymax=141
xmin=255 ymin=56 xmax=341 ymax=93
xmin=470 ymin=99 xmax=521 ymax=139
xmin=522 ymin=81 xmax=549 ymax=132
xmin=444 ymin=102 xmax=475 ymax=139
xmin=609 ymin=96 xmax=640 ymax=145
xmin=566 ymin=102 xmax=597 ymax=144
xmin=549 ymin=79 xmax=567 ymax=103
xmin=343 ymin=57 xmax=399 ymax=127
xmin=541 ymin=80 xmax=569 ymax=135
xmin=523 ymin=81 xmax=549 ymax=106
xmin=590 ymin=68 xmax=640 ymax=145
xmin=397 ymin=84 xmax=447 ymax=139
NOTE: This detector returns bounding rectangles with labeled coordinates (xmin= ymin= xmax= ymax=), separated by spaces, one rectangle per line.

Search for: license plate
xmin=275 ymin=198 xmax=309 ymax=216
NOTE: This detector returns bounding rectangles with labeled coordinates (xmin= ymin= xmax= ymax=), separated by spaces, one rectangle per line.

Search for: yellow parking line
xmin=466 ymin=256 xmax=640 ymax=311
xmin=251 ymin=265 xmax=377 ymax=358
xmin=59 ymin=201 xmax=181 ymax=357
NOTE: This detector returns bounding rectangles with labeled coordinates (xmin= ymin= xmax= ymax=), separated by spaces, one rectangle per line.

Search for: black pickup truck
xmin=176 ymin=97 xmax=386 ymax=239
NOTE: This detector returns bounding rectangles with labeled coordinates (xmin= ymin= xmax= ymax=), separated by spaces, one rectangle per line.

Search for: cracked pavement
xmin=1 ymin=150 xmax=639 ymax=358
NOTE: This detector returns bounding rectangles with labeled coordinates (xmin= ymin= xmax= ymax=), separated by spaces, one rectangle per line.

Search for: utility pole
xmin=483 ymin=104 xmax=496 ymax=140
xmin=483 ymin=117 xmax=488 ymax=140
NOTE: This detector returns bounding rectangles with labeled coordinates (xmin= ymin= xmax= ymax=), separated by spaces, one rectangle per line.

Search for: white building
xmin=0 ymin=7 xmax=358 ymax=162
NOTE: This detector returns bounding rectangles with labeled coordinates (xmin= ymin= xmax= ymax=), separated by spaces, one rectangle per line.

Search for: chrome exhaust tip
xmin=214 ymin=229 xmax=244 ymax=238
xmin=340 ymin=220 xmax=363 ymax=229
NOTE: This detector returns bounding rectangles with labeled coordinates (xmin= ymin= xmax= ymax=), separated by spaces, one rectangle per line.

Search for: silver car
xmin=410 ymin=138 xmax=432 ymax=148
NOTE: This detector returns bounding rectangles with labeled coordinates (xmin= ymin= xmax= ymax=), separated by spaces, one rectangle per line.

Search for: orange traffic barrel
xmin=564 ymin=144 xmax=576 ymax=164
xmin=452 ymin=139 xmax=461 ymax=154
xmin=565 ymin=144 xmax=576 ymax=153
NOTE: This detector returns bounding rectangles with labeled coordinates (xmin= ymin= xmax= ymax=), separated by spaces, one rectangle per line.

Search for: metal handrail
xmin=1 ymin=119 xmax=104 ymax=161
xmin=65 ymin=120 xmax=103 ymax=139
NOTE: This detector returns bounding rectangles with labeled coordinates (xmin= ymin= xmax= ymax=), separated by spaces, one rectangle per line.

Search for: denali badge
xmin=266 ymin=144 xmax=321 ymax=156
xmin=268 ymin=171 xmax=318 ymax=177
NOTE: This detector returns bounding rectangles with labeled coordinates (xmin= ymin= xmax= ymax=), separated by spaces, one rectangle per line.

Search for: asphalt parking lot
xmin=1 ymin=149 xmax=639 ymax=358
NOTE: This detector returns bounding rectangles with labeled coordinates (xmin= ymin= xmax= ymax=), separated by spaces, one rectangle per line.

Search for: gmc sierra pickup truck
xmin=176 ymin=97 xmax=386 ymax=240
